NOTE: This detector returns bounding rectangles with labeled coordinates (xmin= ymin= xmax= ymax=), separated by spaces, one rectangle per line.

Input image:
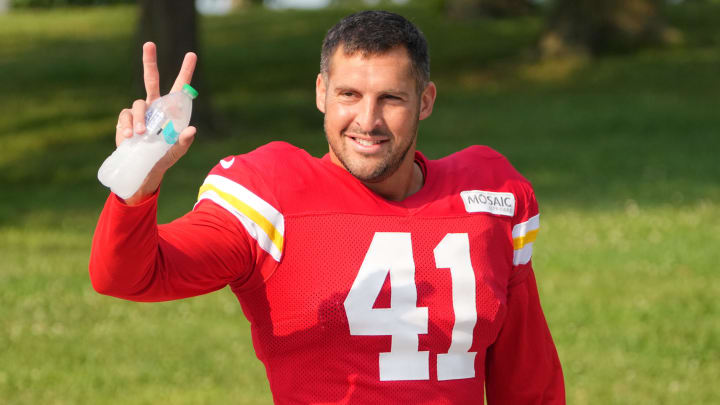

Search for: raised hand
xmin=114 ymin=42 xmax=198 ymax=205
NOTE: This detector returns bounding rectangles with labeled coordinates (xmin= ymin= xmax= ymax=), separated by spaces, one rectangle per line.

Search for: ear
xmin=418 ymin=81 xmax=437 ymax=121
xmin=316 ymin=73 xmax=326 ymax=114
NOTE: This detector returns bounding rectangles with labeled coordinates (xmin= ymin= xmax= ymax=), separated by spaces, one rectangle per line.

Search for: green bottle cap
xmin=182 ymin=84 xmax=198 ymax=99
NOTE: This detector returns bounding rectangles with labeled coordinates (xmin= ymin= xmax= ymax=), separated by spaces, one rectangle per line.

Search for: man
xmin=90 ymin=10 xmax=565 ymax=404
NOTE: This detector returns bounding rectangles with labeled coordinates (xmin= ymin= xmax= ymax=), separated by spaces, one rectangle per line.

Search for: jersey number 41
xmin=344 ymin=232 xmax=478 ymax=382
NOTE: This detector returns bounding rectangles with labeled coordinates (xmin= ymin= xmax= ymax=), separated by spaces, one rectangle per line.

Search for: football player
xmin=90 ymin=10 xmax=565 ymax=404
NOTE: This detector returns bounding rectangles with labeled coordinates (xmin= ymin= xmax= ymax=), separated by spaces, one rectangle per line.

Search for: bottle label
xmin=145 ymin=108 xmax=179 ymax=144
xmin=145 ymin=108 xmax=166 ymax=134
xmin=161 ymin=121 xmax=179 ymax=144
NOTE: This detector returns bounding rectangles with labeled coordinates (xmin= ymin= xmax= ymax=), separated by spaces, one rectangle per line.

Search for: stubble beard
xmin=325 ymin=121 xmax=418 ymax=183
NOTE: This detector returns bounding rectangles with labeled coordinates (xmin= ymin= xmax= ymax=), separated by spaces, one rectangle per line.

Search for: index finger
xmin=170 ymin=52 xmax=197 ymax=93
xmin=143 ymin=42 xmax=161 ymax=102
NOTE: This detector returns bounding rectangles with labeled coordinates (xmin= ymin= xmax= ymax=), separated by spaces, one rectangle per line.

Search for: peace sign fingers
xmin=142 ymin=42 xmax=197 ymax=103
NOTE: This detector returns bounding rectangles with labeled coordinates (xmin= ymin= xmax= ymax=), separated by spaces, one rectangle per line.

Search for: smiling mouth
xmin=351 ymin=137 xmax=388 ymax=146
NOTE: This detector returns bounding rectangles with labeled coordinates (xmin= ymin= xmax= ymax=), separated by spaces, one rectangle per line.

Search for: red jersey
xmin=90 ymin=142 xmax=564 ymax=404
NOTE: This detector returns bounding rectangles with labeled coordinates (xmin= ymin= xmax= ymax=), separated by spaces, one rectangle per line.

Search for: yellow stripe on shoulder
xmin=198 ymin=183 xmax=284 ymax=254
xmin=511 ymin=214 xmax=539 ymax=266
xmin=513 ymin=228 xmax=539 ymax=250
xmin=195 ymin=174 xmax=284 ymax=262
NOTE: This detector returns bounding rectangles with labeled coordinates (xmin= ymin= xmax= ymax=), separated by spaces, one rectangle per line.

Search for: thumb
xmin=176 ymin=125 xmax=196 ymax=150
xmin=159 ymin=126 xmax=196 ymax=170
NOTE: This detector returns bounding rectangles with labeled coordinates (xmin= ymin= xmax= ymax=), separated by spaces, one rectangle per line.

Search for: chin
xmin=345 ymin=161 xmax=394 ymax=183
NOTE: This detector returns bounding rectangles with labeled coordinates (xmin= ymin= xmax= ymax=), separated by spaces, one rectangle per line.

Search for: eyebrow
xmin=333 ymin=85 xmax=410 ymax=98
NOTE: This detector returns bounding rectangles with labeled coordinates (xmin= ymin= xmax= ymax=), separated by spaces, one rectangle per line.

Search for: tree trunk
xmin=136 ymin=0 xmax=220 ymax=136
xmin=540 ymin=0 xmax=681 ymax=57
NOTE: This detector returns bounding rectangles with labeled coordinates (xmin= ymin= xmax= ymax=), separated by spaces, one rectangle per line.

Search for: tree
xmin=136 ymin=0 xmax=219 ymax=136
xmin=540 ymin=0 xmax=682 ymax=57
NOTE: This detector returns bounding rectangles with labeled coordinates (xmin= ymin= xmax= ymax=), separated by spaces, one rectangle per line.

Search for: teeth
xmin=355 ymin=138 xmax=381 ymax=146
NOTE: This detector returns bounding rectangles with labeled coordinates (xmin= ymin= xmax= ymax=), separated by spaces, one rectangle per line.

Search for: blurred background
xmin=0 ymin=0 xmax=718 ymax=403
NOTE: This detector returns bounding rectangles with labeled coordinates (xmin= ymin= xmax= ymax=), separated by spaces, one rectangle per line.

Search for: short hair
xmin=320 ymin=10 xmax=430 ymax=92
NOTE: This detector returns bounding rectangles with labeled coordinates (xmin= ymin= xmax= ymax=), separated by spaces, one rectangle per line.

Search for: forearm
xmin=89 ymin=193 xmax=254 ymax=302
xmin=89 ymin=192 xmax=164 ymax=300
xmin=485 ymin=270 xmax=565 ymax=404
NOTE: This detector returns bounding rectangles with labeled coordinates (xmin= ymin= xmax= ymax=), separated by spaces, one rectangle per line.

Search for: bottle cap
xmin=182 ymin=84 xmax=199 ymax=99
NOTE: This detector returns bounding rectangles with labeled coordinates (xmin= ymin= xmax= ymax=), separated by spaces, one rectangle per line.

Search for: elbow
xmin=88 ymin=255 xmax=154 ymax=300
xmin=88 ymin=255 xmax=121 ymax=296
xmin=88 ymin=264 xmax=113 ymax=296
xmin=90 ymin=273 xmax=113 ymax=296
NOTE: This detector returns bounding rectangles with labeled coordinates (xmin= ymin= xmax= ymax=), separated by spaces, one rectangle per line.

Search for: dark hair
xmin=320 ymin=10 xmax=430 ymax=92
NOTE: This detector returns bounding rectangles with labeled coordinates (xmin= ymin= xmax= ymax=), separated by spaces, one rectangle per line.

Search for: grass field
xmin=1 ymin=3 xmax=719 ymax=404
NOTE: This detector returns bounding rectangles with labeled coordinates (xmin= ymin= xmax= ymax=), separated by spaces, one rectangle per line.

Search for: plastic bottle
xmin=98 ymin=84 xmax=198 ymax=199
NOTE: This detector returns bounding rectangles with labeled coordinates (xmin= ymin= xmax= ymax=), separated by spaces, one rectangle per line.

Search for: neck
xmin=361 ymin=150 xmax=424 ymax=202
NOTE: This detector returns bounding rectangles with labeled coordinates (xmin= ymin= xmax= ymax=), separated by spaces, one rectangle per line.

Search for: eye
xmin=337 ymin=89 xmax=357 ymax=98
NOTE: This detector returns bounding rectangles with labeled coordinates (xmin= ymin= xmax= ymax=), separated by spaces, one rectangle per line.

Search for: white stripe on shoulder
xmin=513 ymin=242 xmax=534 ymax=266
xmin=512 ymin=214 xmax=540 ymax=238
xmin=195 ymin=174 xmax=284 ymax=262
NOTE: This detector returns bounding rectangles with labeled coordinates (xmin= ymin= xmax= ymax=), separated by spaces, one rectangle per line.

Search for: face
xmin=316 ymin=46 xmax=436 ymax=183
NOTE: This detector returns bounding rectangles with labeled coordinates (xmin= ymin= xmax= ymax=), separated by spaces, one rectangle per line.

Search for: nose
xmin=354 ymin=97 xmax=382 ymax=134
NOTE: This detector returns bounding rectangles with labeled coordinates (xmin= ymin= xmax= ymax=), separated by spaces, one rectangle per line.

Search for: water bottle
xmin=98 ymin=84 xmax=198 ymax=199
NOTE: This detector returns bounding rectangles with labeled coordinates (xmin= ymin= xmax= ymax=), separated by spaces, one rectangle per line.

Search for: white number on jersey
xmin=343 ymin=232 xmax=478 ymax=381
xmin=343 ymin=233 xmax=430 ymax=381
xmin=434 ymin=233 xmax=478 ymax=380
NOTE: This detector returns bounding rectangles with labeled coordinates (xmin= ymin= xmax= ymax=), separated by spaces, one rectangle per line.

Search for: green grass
xmin=1 ymin=3 xmax=719 ymax=404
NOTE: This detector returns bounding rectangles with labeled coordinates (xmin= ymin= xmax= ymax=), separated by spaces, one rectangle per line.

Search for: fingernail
xmin=135 ymin=122 xmax=144 ymax=133
xmin=125 ymin=128 xmax=133 ymax=137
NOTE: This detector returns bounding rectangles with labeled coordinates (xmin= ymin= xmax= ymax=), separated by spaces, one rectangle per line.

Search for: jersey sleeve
xmin=89 ymin=144 xmax=290 ymax=302
xmin=484 ymin=176 xmax=564 ymax=403
xmin=89 ymin=191 xmax=255 ymax=302
xmin=484 ymin=270 xmax=565 ymax=404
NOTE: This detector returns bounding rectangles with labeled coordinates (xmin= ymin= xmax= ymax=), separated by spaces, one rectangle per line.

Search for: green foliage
xmin=10 ymin=0 xmax=133 ymax=8
xmin=1 ymin=2 xmax=719 ymax=404
xmin=542 ymin=0 xmax=681 ymax=56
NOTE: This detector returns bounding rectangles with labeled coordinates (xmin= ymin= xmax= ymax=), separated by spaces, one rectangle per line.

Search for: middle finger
xmin=170 ymin=52 xmax=198 ymax=94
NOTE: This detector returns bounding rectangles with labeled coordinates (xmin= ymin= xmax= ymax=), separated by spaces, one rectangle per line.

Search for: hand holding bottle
xmin=101 ymin=42 xmax=198 ymax=205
